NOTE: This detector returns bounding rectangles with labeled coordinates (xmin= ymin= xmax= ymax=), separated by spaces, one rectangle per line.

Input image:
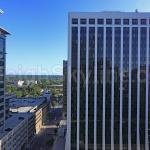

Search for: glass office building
xmin=0 ymin=28 xmax=10 ymax=127
xmin=66 ymin=12 xmax=150 ymax=150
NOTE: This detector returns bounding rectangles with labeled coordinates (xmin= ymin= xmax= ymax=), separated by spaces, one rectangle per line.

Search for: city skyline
xmin=0 ymin=0 xmax=150 ymax=75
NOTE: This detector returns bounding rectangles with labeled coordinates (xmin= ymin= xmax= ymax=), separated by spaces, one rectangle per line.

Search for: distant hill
xmin=6 ymin=75 xmax=63 ymax=81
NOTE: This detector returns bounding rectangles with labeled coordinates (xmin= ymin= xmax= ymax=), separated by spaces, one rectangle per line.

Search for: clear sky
xmin=0 ymin=0 xmax=150 ymax=75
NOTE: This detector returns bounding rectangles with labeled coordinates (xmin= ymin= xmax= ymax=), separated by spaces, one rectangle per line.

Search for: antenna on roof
xmin=0 ymin=9 xmax=4 ymax=14
xmin=135 ymin=9 xmax=138 ymax=13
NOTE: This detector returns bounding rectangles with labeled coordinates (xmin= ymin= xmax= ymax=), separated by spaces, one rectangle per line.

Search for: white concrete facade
xmin=66 ymin=11 xmax=150 ymax=150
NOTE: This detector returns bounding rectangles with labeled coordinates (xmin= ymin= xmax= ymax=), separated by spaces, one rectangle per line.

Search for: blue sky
xmin=0 ymin=0 xmax=150 ymax=75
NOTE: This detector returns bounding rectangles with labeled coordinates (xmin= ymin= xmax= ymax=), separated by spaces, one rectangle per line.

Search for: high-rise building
xmin=66 ymin=12 xmax=150 ymax=150
xmin=0 ymin=28 xmax=10 ymax=127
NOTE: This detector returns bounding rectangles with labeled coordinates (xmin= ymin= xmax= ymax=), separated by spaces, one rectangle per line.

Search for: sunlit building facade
xmin=66 ymin=12 xmax=150 ymax=150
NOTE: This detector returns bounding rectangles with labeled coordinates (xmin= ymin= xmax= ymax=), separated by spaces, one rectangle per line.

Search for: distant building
xmin=0 ymin=27 xmax=10 ymax=127
xmin=49 ymin=84 xmax=63 ymax=89
xmin=26 ymin=80 xmax=38 ymax=86
xmin=67 ymin=12 xmax=150 ymax=150
xmin=15 ymin=80 xmax=24 ymax=87
xmin=63 ymin=60 xmax=67 ymax=118
xmin=13 ymin=80 xmax=38 ymax=87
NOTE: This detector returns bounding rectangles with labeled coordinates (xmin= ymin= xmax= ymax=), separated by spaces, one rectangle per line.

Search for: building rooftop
xmin=9 ymin=97 xmax=47 ymax=113
xmin=0 ymin=27 xmax=10 ymax=35
xmin=0 ymin=113 xmax=33 ymax=139
xmin=69 ymin=11 xmax=150 ymax=18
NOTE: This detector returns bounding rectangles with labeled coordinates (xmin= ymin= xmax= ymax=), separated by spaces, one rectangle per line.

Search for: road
xmin=31 ymin=127 xmax=55 ymax=150
xmin=31 ymin=108 xmax=65 ymax=150
xmin=53 ymin=137 xmax=65 ymax=150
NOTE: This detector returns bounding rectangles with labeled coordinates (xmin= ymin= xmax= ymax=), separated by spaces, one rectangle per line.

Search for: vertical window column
xmin=105 ymin=27 xmax=112 ymax=149
xmin=128 ymin=25 xmax=132 ymax=150
xmin=120 ymin=26 xmax=123 ymax=150
xmin=97 ymin=27 xmax=103 ymax=150
xmin=111 ymin=25 xmax=115 ymax=150
xmin=140 ymin=27 xmax=147 ymax=150
xmin=137 ymin=26 xmax=141 ymax=150
xmin=131 ymin=27 xmax=138 ymax=150
xmin=85 ymin=26 xmax=89 ymax=150
xmin=148 ymin=27 xmax=150 ymax=150
xmin=94 ymin=24 xmax=98 ymax=150
xmin=102 ymin=25 xmax=106 ymax=150
xmin=77 ymin=25 xmax=80 ymax=150
xmin=71 ymin=27 xmax=78 ymax=150
xmin=145 ymin=26 xmax=149 ymax=150
xmin=114 ymin=27 xmax=121 ymax=149
xmin=79 ymin=27 xmax=86 ymax=149
xmin=123 ymin=27 xmax=129 ymax=149
xmin=88 ymin=27 xmax=95 ymax=150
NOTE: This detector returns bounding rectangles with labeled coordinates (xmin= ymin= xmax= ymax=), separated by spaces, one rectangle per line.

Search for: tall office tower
xmin=0 ymin=28 xmax=10 ymax=127
xmin=66 ymin=12 xmax=150 ymax=150
xmin=63 ymin=60 xmax=67 ymax=118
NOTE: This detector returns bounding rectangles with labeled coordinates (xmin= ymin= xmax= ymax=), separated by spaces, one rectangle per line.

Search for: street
xmin=31 ymin=108 xmax=65 ymax=150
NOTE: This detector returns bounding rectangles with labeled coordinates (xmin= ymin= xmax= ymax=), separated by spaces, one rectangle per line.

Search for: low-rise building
xmin=0 ymin=113 xmax=33 ymax=150
xmin=14 ymin=80 xmax=24 ymax=87
xmin=0 ymin=94 xmax=51 ymax=150
xmin=9 ymin=96 xmax=50 ymax=133
xmin=13 ymin=80 xmax=38 ymax=87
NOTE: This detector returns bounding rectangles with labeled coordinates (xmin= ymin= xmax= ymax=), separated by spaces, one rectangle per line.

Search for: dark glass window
xmin=105 ymin=27 xmax=112 ymax=145
xmin=97 ymin=27 xmax=103 ymax=148
xmin=79 ymin=27 xmax=86 ymax=149
xmin=0 ymin=38 xmax=5 ymax=52
xmin=71 ymin=27 xmax=78 ymax=148
xmin=0 ymin=84 xmax=4 ymax=89
xmin=89 ymin=19 xmax=95 ymax=24
xmin=115 ymin=19 xmax=121 ymax=25
xmin=123 ymin=19 xmax=129 ymax=25
xmin=132 ymin=19 xmax=138 ymax=25
xmin=0 ymin=69 xmax=4 ymax=75
xmin=141 ymin=19 xmax=147 ymax=25
xmin=72 ymin=18 xmax=78 ymax=24
xmin=0 ymin=98 xmax=4 ymax=103
xmin=140 ymin=27 xmax=146 ymax=149
xmin=0 ymin=92 xmax=4 ymax=96
xmin=0 ymin=76 xmax=4 ymax=81
xmin=80 ymin=19 xmax=86 ymax=24
xmin=0 ymin=113 xmax=4 ymax=119
xmin=123 ymin=27 xmax=129 ymax=146
xmin=114 ymin=27 xmax=121 ymax=145
xmin=98 ymin=19 xmax=104 ymax=24
xmin=0 ymin=61 xmax=4 ymax=66
xmin=0 ymin=105 xmax=3 ymax=111
xmin=131 ymin=27 xmax=138 ymax=146
xmin=148 ymin=27 xmax=150 ymax=150
xmin=106 ymin=19 xmax=112 ymax=25
xmin=88 ymin=27 xmax=95 ymax=148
